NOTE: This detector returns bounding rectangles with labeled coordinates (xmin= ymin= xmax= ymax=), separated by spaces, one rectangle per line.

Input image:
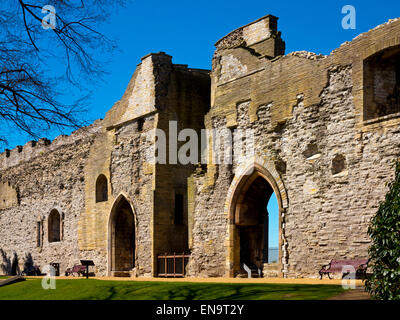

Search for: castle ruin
xmin=1 ymin=15 xmax=400 ymax=278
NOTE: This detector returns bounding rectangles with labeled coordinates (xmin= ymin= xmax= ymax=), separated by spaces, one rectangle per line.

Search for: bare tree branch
xmin=0 ymin=0 xmax=127 ymax=145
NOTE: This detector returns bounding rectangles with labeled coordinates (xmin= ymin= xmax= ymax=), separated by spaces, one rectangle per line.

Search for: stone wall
xmin=0 ymin=52 xmax=210 ymax=277
xmin=0 ymin=181 xmax=18 ymax=210
xmin=188 ymin=16 xmax=400 ymax=278
xmin=1 ymin=14 xmax=400 ymax=279
xmin=152 ymin=65 xmax=210 ymax=273
xmin=0 ymin=125 xmax=97 ymax=275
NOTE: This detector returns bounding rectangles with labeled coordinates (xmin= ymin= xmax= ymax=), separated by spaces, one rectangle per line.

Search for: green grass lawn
xmin=0 ymin=279 xmax=346 ymax=300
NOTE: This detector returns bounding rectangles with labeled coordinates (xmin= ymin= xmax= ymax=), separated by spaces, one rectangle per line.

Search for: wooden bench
xmin=319 ymin=259 xmax=369 ymax=279
xmin=65 ymin=265 xmax=87 ymax=277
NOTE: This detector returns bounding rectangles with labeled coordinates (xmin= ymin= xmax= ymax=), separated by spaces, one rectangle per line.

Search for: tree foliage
xmin=365 ymin=161 xmax=400 ymax=300
xmin=0 ymin=0 xmax=125 ymax=144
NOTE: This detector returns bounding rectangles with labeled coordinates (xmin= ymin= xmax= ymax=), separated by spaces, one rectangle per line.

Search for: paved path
xmin=96 ymin=276 xmax=365 ymax=286
xmin=329 ymin=288 xmax=371 ymax=300
xmin=26 ymin=275 xmax=365 ymax=286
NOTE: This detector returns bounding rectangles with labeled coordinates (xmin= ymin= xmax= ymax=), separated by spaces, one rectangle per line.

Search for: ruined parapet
xmin=289 ymin=51 xmax=327 ymax=61
xmin=215 ymin=14 xmax=285 ymax=59
xmin=0 ymin=120 xmax=102 ymax=171
xmin=333 ymin=17 xmax=400 ymax=54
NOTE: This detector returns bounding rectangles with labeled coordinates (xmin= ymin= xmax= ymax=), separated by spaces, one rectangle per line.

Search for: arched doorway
xmin=227 ymin=164 xmax=285 ymax=278
xmin=109 ymin=196 xmax=135 ymax=275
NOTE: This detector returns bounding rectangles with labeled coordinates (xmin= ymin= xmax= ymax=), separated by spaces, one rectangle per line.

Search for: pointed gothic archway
xmin=108 ymin=195 xmax=136 ymax=276
xmin=225 ymin=159 xmax=288 ymax=278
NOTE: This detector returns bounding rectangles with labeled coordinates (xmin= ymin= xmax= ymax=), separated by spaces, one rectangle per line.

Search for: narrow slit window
xmin=36 ymin=221 xmax=41 ymax=247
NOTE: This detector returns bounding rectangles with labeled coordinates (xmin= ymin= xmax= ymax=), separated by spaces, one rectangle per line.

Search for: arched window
xmin=96 ymin=174 xmax=108 ymax=203
xmin=48 ymin=209 xmax=61 ymax=243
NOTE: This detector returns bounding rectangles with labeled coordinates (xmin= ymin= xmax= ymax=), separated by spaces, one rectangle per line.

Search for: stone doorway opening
xmin=109 ymin=196 xmax=135 ymax=276
xmin=229 ymin=168 xmax=283 ymax=278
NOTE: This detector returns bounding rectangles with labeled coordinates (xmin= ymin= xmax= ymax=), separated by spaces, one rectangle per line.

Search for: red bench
xmin=319 ymin=259 xmax=368 ymax=279
xmin=65 ymin=265 xmax=87 ymax=277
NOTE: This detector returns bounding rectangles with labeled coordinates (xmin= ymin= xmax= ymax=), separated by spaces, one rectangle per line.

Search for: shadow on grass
xmin=0 ymin=279 xmax=346 ymax=300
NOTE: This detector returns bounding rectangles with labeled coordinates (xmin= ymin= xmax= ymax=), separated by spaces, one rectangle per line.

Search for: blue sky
xmin=2 ymin=0 xmax=399 ymax=149
xmin=268 ymin=193 xmax=279 ymax=248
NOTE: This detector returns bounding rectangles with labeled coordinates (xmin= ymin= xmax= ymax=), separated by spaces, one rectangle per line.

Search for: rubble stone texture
xmin=1 ymin=14 xmax=400 ymax=279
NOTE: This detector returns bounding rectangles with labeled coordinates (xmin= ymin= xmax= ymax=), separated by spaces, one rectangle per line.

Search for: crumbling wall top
xmin=0 ymin=120 xmax=102 ymax=171
xmin=215 ymin=14 xmax=280 ymax=50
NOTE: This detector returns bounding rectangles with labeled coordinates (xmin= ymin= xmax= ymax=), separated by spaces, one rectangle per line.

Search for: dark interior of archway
xmin=112 ymin=198 xmax=135 ymax=271
xmin=237 ymin=176 xmax=274 ymax=270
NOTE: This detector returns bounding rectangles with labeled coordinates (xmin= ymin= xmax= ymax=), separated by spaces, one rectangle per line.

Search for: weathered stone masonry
xmin=187 ymin=15 xmax=400 ymax=278
xmin=0 ymin=53 xmax=210 ymax=277
xmin=1 ymin=14 xmax=400 ymax=278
